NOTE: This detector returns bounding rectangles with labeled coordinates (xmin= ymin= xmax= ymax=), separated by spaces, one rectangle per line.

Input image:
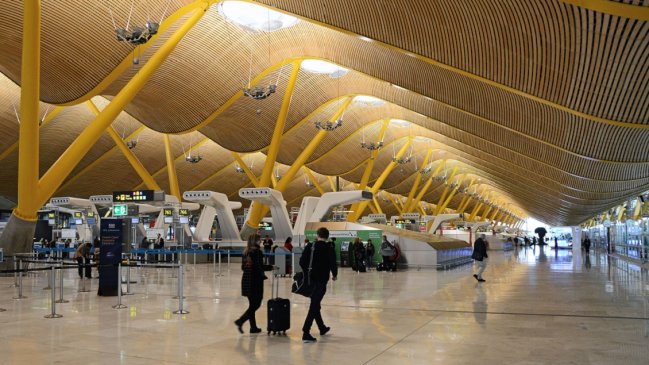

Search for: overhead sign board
xmin=74 ymin=212 xmax=83 ymax=218
xmin=178 ymin=209 xmax=190 ymax=217
xmin=163 ymin=208 xmax=174 ymax=216
xmin=113 ymin=190 xmax=155 ymax=202
xmin=113 ymin=204 xmax=128 ymax=216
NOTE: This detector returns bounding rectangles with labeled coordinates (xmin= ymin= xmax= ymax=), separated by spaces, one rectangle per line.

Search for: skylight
xmin=353 ymin=95 xmax=385 ymax=107
xmin=390 ymin=119 xmax=411 ymax=128
xmin=300 ymin=59 xmax=349 ymax=77
xmin=218 ymin=1 xmax=299 ymax=32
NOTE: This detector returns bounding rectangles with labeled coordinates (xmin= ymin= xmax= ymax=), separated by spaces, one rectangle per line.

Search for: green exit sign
xmin=113 ymin=204 xmax=128 ymax=216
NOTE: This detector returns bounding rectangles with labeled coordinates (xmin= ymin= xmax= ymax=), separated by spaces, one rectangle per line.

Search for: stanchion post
xmin=173 ymin=264 xmax=185 ymax=299
xmin=43 ymin=265 xmax=51 ymax=290
xmin=193 ymin=251 xmax=196 ymax=266
xmin=173 ymin=264 xmax=189 ymax=314
xmin=13 ymin=259 xmax=27 ymax=299
xmin=227 ymin=250 xmax=231 ymax=269
xmin=217 ymin=251 xmax=222 ymax=276
xmin=45 ymin=266 xmax=62 ymax=318
xmin=113 ymin=263 xmax=127 ymax=309
xmin=124 ymin=257 xmax=133 ymax=295
xmin=10 ymin=259 xmax=18 ymax=287
xmin=56 ymin=261 xmax=69 ymax=303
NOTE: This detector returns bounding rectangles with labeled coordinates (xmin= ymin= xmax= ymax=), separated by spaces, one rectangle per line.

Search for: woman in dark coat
xmin=235 ymin=234 xmax=272 ymax=334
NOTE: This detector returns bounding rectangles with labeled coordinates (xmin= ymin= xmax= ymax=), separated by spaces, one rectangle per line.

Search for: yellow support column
xmin=468 ymin=202 xmax=483 ymax=221
xmin=616 ymin=205 xmax=626 ymax=222
xmin=86 ymin=100 xmax=161 ymax=191
xmin=327 ymin=176 xmax=337 ymax=192
xmin=108 ymin=127 xmax=161 ymax=190
xmin=14 ymin=0 xmax=42 ymax=220
xmin=245 ymin=60 xmax=302 ymax=229
xmin=436 ymin=174 xmax=467 ymax=214
xmin=347 ymin=137 xmax=413 ymax=221
xmin=480 ymin=205 xmax=493 ymax=221
xmin=387 ymin=193 xmax=402 ymax=214
xmin=373 ymin=197 xmax=383 ymax=214
xmin=249 ymin=96 xmax=352 ymax=228
xmin=302 ymin=167 xmax=325 ymax=195
xmin=403 ymin=148 xmax=434 ymax=212
xmin=36 ymin=6 xmax=209 ymax=210
xmin=349 ymin=119 xmax=390 ymax=214
xmin=489 ymin=208 xmax=500 ymax=222
xmin=633 ymin=198 xmax=643 ymax=220
xmin=434 ymin=167 xmax=458 ymax=215
xmin=456 ymin=178 xmax=476 ymax=212
xmin=231 ymin=152 xmax=260 ymax=187
xmin=163 ymin=135 xmax=181 ymax=201
xmin=405 ymin=159 xmax=447 ymax=212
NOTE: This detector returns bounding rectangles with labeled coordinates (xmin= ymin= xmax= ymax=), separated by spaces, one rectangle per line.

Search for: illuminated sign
xmin=47 ymin=213 xmax=55 ymax=219
xmin=163 ymin=209 xmax=174 ymax=216
xmin=394 ymin=219 xmax=415 ymax=225
xmin=113 ymin=204 xmax=128 ymax=216
xmin=178 ymin=209 xmax=190 ymax=217
xmin=113 ymin=190 xmax=154 ymax=202
xmin=74 ymin=212 xmax=82 ymax=218
xmin=87 ymin=212 xmax=95 ymax=217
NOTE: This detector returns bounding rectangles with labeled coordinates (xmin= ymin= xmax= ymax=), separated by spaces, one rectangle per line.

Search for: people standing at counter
xmin=365 ymin=239 xmax=375 ymax=269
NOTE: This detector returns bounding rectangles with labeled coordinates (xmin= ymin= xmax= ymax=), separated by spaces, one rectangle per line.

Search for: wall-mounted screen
xmin=131 ymin=217 xmax=140 ymax=224
xmin=164 ymin=217 xmax=173 ymax=224
xmin=74 ymin=219 xmax=83 ymax=225
xmin=179 ymin=217 xmax=189 ymax=224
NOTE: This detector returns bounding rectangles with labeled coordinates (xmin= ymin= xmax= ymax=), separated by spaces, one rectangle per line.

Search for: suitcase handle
xmin=272 ymin=266 xmax=280 ymax=298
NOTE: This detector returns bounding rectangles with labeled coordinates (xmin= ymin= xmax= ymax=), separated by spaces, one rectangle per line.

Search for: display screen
xmin=163 ymin=208 xmax=174 ymax=216
xmin=178 ymin=208 xmax=190 ymax=216
xmin=47 ymin=213 xmax=55 ymax=219
xmin=87 ymin=218 xmax=96 ymax=225
xmin=113 ymin=190 xmax=155 ymax=202
xmin=164 ymin=217 xmax=173 ymax=224
xmin=74 ymin=212 xmax=82 ymax=218
xmin=179 ymin=217 xmax=189 ymax=224
xmin=131 ymin=217 xmax=140 ymax=224
xmin=87 ymin=212 xmax=95 ymax=218
xmin=74 ymin=219 xmax=83 ymax=225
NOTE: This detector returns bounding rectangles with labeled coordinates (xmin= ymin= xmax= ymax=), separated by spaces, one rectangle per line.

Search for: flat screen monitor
xmin=48 ymin=219 xmax=55 ymax=225
xmin=86 ymin=218 xmax=96 ymax=225
xmin=164 ymin=217 xmax=173 ymax=224
xmin=179 ymin=217 xmax=189 ymax=224
xmin=74 ymin=219 xmax=83 ymax=225
xmin=131 ymin=217 xmax=140 ymax=224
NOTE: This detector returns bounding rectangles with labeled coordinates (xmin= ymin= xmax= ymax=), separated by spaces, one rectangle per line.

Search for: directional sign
xmin=113 ymin=204 xmax=128 ymax=216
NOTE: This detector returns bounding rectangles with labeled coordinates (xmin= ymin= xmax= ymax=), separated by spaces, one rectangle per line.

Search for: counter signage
xmin=74 ymin=212 xmax=83 ymax=218
xmin=163 ymin=208 xmax=174 ymax=216
xmin=113 ymin=190 xmax=154 ymax=202
xmin=178 ymin=209 xmax=190 ymax=216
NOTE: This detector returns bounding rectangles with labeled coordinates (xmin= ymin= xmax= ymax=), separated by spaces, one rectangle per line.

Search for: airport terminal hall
xmin=1 ymin=0 xmax=649 ymax=364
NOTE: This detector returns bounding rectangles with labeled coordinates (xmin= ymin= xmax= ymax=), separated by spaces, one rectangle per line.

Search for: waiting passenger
xmin=235 ymin=234 xmax=272 ymax=334
xmin=284 ymin=237 xmax=293 ymax=252
xmin=380 ymin=236 xmax=396 ymax=272
xmin=365 ymin=239 xmax=375 ymax=269
xmin=352 ymin=237 xmax=366 ymax=272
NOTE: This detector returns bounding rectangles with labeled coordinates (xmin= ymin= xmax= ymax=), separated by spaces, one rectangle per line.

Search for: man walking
xmin=472 ymin=233 xmax=488 ymax=282
xmin=300 ymin=227 xmax=338 ymax=343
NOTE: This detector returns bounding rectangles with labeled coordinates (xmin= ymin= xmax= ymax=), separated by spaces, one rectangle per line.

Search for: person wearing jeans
xmin=300 ymin=227 xmax=338 ymax=343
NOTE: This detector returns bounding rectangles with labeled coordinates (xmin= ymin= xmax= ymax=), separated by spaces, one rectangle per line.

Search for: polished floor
xmin=0 ymin=247 xmax=648 ymax=365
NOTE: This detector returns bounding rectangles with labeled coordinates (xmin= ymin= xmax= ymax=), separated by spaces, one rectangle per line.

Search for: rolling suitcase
xmin=267 ymin=268 xmax=290 ymax=335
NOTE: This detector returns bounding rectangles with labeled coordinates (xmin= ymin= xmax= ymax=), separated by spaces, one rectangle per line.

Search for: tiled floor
xmin=0 ymin=246 xmax=647 ymax=364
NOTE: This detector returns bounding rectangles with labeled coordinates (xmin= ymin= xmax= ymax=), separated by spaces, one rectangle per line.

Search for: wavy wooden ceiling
xmin=0 ymin=0 xmax=647 ymax=226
